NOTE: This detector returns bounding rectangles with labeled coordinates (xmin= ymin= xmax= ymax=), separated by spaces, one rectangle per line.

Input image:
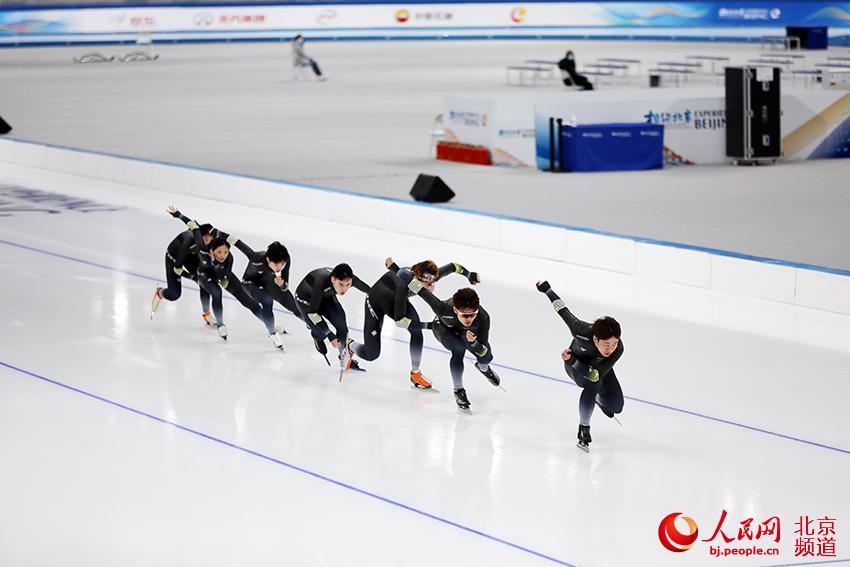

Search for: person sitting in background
xmin=558 ymin=50 xmax=594 ymax=91
xmin=291 ymin=34 xmax=327 ymax=81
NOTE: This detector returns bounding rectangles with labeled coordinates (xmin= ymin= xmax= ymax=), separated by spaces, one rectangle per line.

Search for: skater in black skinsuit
xmin=406 ymin=279 xmax=500 ymax=410
xmin=164 ymin=209 xmax=282 ymax=347
xmin=150 ymin=207 xmax=218 ymax=327
xmin=295 ymin=264 xmax=370 ymax=370
xmin=233 ymin=239 xmax=299 ymax=342
xmin=536 ymin=280 xmax=623 ymax=451
xmin=348 ymin=257 xmax=479 ymax=390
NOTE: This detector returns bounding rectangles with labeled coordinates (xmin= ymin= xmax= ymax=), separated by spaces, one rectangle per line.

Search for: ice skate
xmin=314 ymin=339 xmax=331 ymax=366
xmin=150 ymin=287 xmax=163 ymax=318
xmin=476 ymin=363 xmax=501 ymax=387
xmin=217 ymin=324 xmax=228 ymax=341
xmin=595 ymin=400 xmax=614 ymax=418
xmin=410 ymin=370 xmax=437 ymax=392
xmin=454 ymin=388 xmax=472 ymax=412
xmin=201 ymin=309 xmax=217 ymax=327
xmin=595 ymin=400 xmax=621 ymax=424
xmin=338 ymin=339 xmax=354 ymax=382
xmin=270 ymin=331 xmax=284 ymax=351
xmin=577 ymin=424 xmax=592 ymax=453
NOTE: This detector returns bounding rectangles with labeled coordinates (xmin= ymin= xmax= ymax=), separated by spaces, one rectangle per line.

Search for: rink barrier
xmin=1 ymin=136 xmax=849 ymax=316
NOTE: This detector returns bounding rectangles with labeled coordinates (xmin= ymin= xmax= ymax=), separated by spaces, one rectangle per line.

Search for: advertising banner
xmin=2 ymin=2 xmax=850 ymax=40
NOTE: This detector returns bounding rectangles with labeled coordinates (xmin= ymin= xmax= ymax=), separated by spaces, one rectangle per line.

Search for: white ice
xmin=0 ymin=165 xmax=848 ymax=567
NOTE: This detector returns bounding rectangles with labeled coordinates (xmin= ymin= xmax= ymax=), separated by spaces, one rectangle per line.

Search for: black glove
xmin=169 ymin=209 xmax=181 ymax=218
xmin=536 ymin=280 xmax=551 ymax=293
xmin=468 ymin=272 xmax=480 ymax=284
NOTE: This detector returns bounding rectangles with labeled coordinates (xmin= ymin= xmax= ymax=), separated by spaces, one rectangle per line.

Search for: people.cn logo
xmin=395 ymin=9 xmax=410 ymax=23
xmin=510 ymin=7 xmax=527 ymax=23
xmin=658 ymin=512 xmax=699 ymax=553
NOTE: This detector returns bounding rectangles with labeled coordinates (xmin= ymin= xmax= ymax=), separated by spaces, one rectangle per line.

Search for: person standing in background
xmin=291 ymin=34 xmax=327 ymax=81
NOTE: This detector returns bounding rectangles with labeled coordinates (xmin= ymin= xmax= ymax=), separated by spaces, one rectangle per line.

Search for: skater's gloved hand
xmin=561 ymin=348 xmax=572 ymax=361
xmin=167 ymin=205 xmax=181 ymax=218
xmin=330 ymin=338 xmax=341 ymax=350
xmin=536 ymin=280 xmax=551 ymax=293
xmin=173 ymin=266 xmax=184 ymax=276
xmin=466 ymin=331 xmax=477 ymax=343
xmin=274 ymin=276 xmax=285 ymax=287
xmin=468 ymin=272 xmax=480 ymax=284
xmin=407 ymin=279 xmax=424 ymax=294
xmin=395 ymin=317 xmax=412 ymax=330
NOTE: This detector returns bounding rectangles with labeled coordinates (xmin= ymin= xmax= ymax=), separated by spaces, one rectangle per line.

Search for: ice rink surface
xmin=1 ymin=167 xmax=849 ymax=566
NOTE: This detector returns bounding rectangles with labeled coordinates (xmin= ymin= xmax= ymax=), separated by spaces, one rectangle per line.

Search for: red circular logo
xmin=395 ymin=9 xmax=410 ymax=23
xmin=658 ymin=512 xmax=699 ymax=553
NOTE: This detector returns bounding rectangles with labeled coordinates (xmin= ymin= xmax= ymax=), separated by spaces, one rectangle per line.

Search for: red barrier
xmin=436 ymin=141 xmax=492 ymax=165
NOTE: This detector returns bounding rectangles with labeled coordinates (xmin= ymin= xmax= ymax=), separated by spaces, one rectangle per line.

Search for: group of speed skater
xmin=151 ymin=207 xmax=625 ymax=452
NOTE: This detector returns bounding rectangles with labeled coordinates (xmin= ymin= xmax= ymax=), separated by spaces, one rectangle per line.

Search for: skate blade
xmin=613 ymin=415 xmax=622 ymax=426
xmin=350 ymin=366 xmax=366 ymax=373
xmin=497 ymin=385 xmax=507 ymax=392
xmin=321 ymin=354 xmax=331 ymax=366
xmin=577 ymin=442 xmax=590 ymax=453
xmin=411 ymin=385 xmax=440 ymax=394
xmin=457 ymin=406 xmax=472 ymax=414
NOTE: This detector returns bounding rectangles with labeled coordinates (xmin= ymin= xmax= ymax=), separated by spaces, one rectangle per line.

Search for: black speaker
xmin=725 ymin=67 xmax=781 ymax=161
xmin=409 ymin=174 xmax=455 ymax=203
xmin=0 ymin=115 xmax=10 ymax=135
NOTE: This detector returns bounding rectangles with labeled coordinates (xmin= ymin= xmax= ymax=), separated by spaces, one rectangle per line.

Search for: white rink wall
xmin=1 ymin=137 xmax=849 ymax=351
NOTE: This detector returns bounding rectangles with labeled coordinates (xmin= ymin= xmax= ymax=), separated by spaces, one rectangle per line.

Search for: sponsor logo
xmin=511 ymin=7 xmax=527 ymax=23
xmin=193 ymin=13 xmax=214 ymax=27
xmin=770 ymin=8 xmax=782 ymax=19
xmin=0 ymin=185 xmax=127 ymax=217
xmin=217 ymin=14 xmax=266 ymax=25
xmin=449 ymin=110 xmax=488 ymax=127
xmin=317 ymin=9 xmax=337 ymax=26
xmin=718 ymin=7 xmax=775 ymax=21
xmin=396 ymin=9 xmax=454 ymax=23
xmin=497 ymin=128 xmax=535 ymax=138
xmin=129 ymin=16 xmax=156 ymax=28
xmin=644 ymin=109 xmax=726 ymax=130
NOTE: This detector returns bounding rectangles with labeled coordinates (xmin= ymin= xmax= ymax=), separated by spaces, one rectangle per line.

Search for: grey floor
xmin=2 ymin=40 xmax=849 ymax=270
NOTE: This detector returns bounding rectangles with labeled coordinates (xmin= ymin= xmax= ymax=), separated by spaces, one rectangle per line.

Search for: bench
xmin=597 ymin=57 xmax=642 ymax=75
xmin=760 ymin=35 xmax=801 ymax=51
xmin=685 ymin=55 xmax=730 ymax=74
xmin=648 ymin=67 xmax=696 ymax=87
xmin=654 ymin=62 xmax=700 ymax=83
xmin=790 ymin=69 xmax=822 ymax=88
xmin=748 ymin=58 xmax=794 ymax=70
xmin=505 ymin=65 xmax=553 ymax=86
xmin=814 ymin=62 xmax=850 ymax=69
